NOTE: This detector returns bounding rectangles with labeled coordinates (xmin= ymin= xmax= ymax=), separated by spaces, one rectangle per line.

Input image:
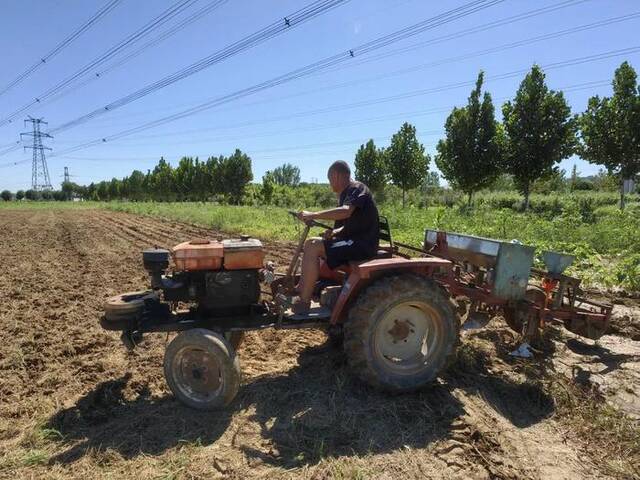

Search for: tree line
xmin=355 ymin=61 xmax=639 ymax=210
xmin=2 ymin=62 xmax=638 ymax=210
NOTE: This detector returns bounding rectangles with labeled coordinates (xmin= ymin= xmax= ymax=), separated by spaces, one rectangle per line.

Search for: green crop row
xmin=102 ymin=200 xmax=640 ymax=293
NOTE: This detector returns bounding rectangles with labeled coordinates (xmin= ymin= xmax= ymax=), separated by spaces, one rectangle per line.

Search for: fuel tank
xmin=222 ymin=235 xmax=264 ymax=270
xmin=172 ymin=239 xmax=223 ymax=271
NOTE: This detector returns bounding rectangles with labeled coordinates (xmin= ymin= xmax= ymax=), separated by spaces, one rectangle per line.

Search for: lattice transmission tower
xmin=21 ymin=116 xmax=53 ymax=191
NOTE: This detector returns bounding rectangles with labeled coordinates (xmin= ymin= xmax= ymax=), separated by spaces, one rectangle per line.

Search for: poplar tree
xmin=386 ymin=122 xmax=429 ymax=207
xmin=354 ymin=139 xmax=387 ymax=194
xmin=435 ymin=71 xmax=503 ymax=206
xmin=502 ymin=65 xmax=576 ymax=210
xmin=220 ymin=149 xmax=253 ymax=204
xmin=272 ymin=163 xmax=301 ymax=187
xmin=579 ymin=61 xmax=640 ymax=210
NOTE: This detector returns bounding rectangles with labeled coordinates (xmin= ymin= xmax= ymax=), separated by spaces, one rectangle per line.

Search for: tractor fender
xmin=330 ymin=257 xmax=451 ymax=325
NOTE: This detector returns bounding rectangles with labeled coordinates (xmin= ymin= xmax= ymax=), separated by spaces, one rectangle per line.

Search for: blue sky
xmin=0 ymin=0 xmax=638 ymax=191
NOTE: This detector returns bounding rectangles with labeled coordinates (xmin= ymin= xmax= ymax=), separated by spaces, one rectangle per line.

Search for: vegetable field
xmin=0 ymin=204 xmax=639 ymax=479
xmin=104 ymin=195 xmax=640 ymax=293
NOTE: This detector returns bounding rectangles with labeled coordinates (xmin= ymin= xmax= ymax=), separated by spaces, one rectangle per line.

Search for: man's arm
xmin=298 ymin=205 xmax=355 ymax=223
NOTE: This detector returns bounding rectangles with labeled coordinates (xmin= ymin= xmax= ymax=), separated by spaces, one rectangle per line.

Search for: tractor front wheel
xmin=344 ymin=274 xmax=459 ymax=392
xmin=164 ymin=329 xmax=241 ymax=410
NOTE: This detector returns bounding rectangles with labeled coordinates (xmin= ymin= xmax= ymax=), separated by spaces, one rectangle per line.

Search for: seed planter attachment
xmin=424 ymin=229 xmax=612 ymax=340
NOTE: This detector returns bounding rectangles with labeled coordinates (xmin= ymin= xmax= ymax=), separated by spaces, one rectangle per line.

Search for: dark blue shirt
xmin=335 ymin=181 xmax=379 ymax=255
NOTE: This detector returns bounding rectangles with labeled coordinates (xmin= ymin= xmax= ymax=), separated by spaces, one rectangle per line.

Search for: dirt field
xmin=1 ymin=208 xmax=639 ymax=479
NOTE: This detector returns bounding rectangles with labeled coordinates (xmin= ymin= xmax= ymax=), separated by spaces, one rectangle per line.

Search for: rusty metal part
xmin=387 ymin=318 xmax=413 ymax=343
xmin=172 ymin=346 xmax=223 ymax=400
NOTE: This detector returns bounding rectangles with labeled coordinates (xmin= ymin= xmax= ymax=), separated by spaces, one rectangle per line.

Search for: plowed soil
xmin=1 ymin=208 xmax=639 ymax=479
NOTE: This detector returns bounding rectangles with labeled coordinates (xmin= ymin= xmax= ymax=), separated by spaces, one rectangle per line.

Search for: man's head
xmin=327 ymin=160 xmax=351 ymax=193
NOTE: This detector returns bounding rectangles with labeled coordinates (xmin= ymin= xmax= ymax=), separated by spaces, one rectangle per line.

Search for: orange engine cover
xmin=172 ymin=239 xmax=223 ymax=271
xmin=223 ymin=236 xmax=264 ymax=270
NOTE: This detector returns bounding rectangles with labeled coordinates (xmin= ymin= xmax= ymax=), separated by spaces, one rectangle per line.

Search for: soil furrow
xmin=0 ymin=208 xmax=637 ymax=480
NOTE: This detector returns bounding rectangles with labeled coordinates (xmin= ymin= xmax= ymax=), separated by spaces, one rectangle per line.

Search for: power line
xmin=0 ymin=0 xmax=201 ymax=127
xmin=36 ymin=0 xmax=230 ymax=109
xmin=51 ymin=42 xmax=637 ymax=158
xmin=49 ymin=0 xmax=591 ymax=128
xmin=0 ymin=54 xmax=626 ymax=168
xmin=271 ymin=11 xmax=640 ymax=104
xmin=0 ymin=0 xmax=122 ymax=97
xmin=98 ymin=9 xmax=635 ymax=140
xmin=48 ymin=0 xmax=350 ymax=134
xmin=7 ymin=5 xmax=634 ymax=152
xmin=310 ymin=0 xmax=592 ymax=78
xmin=44 ymin=78 xmax=613 ymax=162
xmin=0 ymin=78 xmax=615 ymax=172
xmin=0 ymin=0 xmax=228 ymax=155
xmin=50 ymin=0 xmax=506 ymax=155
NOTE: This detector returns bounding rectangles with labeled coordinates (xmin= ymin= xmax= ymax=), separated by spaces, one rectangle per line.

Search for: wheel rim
xmin=172 ymin=346 xmax=223 ymax=402
xmin=373 ymin=301 xmax=441 ymax=375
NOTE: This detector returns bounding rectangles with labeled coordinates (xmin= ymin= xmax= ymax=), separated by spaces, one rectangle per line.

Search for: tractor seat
xmin=333 ymin=249 xmax=392 ymax=274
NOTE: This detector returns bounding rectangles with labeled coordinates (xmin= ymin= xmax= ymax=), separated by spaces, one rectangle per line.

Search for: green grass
xmin=3 ymin=199 xmax=639 ymax=291
xmin=0 ymin=200 xmax=97 ymax=210
xmin=101 ymin=200 xmax=640 ymax=291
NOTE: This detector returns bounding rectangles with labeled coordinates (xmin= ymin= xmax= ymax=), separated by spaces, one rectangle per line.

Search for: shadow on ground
xmin=566 ymin=337 xmax=639 ymax=374
xmin=45 ymin=373 xmax=233 ymax=464
xmin=46 ymin=334 xmax=555 ymax=468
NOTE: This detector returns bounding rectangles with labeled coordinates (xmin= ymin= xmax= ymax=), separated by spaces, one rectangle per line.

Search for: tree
xmin=436 ymin=71 xmax=503 ymax=205
xmin=531 ymin=168 xmax=567 ymax=194
xmin=150 ymin=157 xmax=176 ymax=201
xmin=219 ymin=149 xmax=253 ymax=204
xmin=570 ymin=164 xmax=579 ymax=191
xmin=16 ymin=190 xmax=25 ymax=200
xmin=386 ymin=122 xmax=429 ymax=207
xmin=127 ymin=170 xmax=146 ymax=201
xmin=25 ymin=189 xmax=39 ymax=200
xmin=191 ymin=158 xmax=209 ymax=201
xmin=272 ymin=163 xmax=300 ymax=187
xmin=96 ymin=181 xmax=109 ymax=201
xmin=579 ymin=61 xmax=640 ymax=210
xmin=354 ymin=139 xmax=387 ymax=194
xmin=502 ymin=65 xmax=577 ymax=210
xmin=174 ymin=157 xmax=197 ymax=201
xmin=1 ymin=190 xmax=12 ymax=201
xmin=108 ymin=178 xmax=121 ymax=200
xmin=261 ymin=170 xmax=276 ymax=204
xmin=53 ymin=190 xmax=66 ymax=201
xmin=61 ymin=181 xmax=75 ymax=200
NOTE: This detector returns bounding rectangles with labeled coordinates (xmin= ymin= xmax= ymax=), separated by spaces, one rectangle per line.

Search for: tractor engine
xmin=142 ymin=236 xmax=264 ymax=316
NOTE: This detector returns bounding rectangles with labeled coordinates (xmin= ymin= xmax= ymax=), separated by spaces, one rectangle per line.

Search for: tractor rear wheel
xmin=344 ymin=274 xmax=459 ymax=392
xmin=164 ymin=329 xmax=241 ymax=410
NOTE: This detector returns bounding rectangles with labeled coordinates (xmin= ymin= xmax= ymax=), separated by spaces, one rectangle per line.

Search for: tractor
xmin=101 ymin=212 xmax=611 ymax=410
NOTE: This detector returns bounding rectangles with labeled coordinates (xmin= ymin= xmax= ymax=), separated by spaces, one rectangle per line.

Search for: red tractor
xmin=102 ymin=212 xmax=611 ymax=410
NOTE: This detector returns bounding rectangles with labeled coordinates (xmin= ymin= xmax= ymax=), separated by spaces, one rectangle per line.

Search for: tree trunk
xmin=523 ymin=184 xmax=530 ymax=212
xmin=620 ymin=180 xmax=626 ymax=211
xmin=402 ymin=188 xmax=406 ymax=208
xmin=467 ymin=191 xmax=472 ymax=207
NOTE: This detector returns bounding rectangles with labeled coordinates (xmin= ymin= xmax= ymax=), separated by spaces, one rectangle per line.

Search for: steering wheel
xmin=287 ymin=210 xmax=331 ymax=230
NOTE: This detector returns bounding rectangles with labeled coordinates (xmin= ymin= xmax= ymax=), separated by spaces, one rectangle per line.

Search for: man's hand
xmin=296 ymin=210 xmax=316 ymax=224
xmin=323 ymin=226 xmax=343 ymax=240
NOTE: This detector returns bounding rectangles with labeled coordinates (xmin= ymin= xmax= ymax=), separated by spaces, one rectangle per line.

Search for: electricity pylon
xmin=21 ymin=116 xmax=53 ymax=191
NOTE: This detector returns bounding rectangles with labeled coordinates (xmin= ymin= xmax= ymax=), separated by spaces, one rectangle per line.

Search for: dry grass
xmin=1 ymin=208 xmax=639 ymax=479
xmin=550 ymin=377 xmax=640 ymax=479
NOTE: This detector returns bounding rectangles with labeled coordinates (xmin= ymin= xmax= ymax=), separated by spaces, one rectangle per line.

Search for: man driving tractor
xmin=294 ymin=160 xmax=380 ymax=314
